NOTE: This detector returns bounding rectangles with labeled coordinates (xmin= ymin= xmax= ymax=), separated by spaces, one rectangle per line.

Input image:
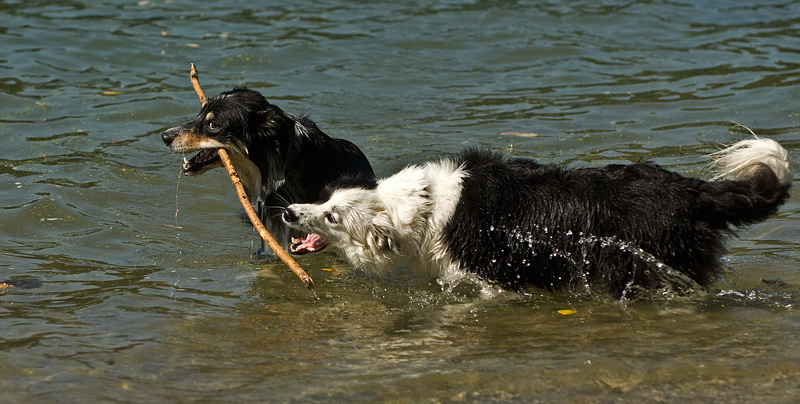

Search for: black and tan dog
xmin=161 ymin=87 xmax=374 ymax=254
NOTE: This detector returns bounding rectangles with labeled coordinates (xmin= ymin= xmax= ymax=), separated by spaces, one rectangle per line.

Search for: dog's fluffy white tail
xmin=709 ymin=137 xmax=792 ymax=185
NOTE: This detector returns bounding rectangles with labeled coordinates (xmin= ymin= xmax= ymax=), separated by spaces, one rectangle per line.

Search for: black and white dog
xmin=283 ymin=138 xmax=792 ymax=297
xmin=161 ymin=87 xmax=374 ymax=253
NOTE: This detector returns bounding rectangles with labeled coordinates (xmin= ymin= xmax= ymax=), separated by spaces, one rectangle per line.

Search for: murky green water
xmin=2 ymin=0 xmax=800 ymax=402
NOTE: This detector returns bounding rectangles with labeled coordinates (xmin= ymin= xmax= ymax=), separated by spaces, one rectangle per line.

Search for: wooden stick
xmin=189 ymin=64 xmax=314 ymax=291
xmin=190 ymin=63 xmax=207 ymax=105
xmin=218 ymin=149 xmax=314 ymax=290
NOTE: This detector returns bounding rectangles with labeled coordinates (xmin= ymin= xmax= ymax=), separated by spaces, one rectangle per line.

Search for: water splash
xmin=502 ymin=225 xmax=703 ymax=299
xmin=437 ymin=270 xmax=507 ymax=300
xmin=714 ymin=283 xmax=799 ymax=310
xmin=169 ymin=171 xmax=183 ymax=298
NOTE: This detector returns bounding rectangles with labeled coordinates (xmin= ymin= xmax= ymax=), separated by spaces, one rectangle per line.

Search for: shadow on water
xmin=153 ymin=252 xmax=800 ymax=403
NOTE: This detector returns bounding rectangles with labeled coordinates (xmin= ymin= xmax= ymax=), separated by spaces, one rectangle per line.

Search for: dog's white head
xmin=282 ymin=176 xmax=404 ymax=273
xmin=284 ymin=187 xmax=393 ymax=249
xmin=283 ymin=162 xmax=461 ymax=276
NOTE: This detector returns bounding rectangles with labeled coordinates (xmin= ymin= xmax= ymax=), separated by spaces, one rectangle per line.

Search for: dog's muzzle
xmin=160 ymin=127 xmax=181 ymax=147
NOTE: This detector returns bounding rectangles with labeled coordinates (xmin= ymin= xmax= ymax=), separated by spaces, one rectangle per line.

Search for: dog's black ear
xmin=367 ymin=212 xmax=400 ymax=255
xmin=259 ymin=109 xmax=277 ymax=126
xmin=259 ymin=108 xmax=295 ymax=139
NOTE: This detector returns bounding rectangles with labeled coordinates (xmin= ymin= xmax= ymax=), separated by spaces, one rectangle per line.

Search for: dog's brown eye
xmin=207 ymin=121 xmax=218 ymax=131
xmin=324 ymin=213 xmax=337 ymax=224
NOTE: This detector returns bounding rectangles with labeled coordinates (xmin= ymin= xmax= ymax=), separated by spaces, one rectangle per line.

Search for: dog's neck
xmin=225 ymin=151 xmax=263 ymax=202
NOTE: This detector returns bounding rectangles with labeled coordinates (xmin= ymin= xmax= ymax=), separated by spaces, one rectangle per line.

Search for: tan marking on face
xmin=166 ymin=130 xmax=227 ymax=153
xmin=204 ymin=111 xmax=215 ymax=122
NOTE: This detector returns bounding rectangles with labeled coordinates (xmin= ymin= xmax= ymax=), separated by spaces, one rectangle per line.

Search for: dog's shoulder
xmin=377 ymin=164 xmax=430 ymax=200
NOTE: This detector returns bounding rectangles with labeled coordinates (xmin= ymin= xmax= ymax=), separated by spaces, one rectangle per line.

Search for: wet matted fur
xmin=283 ymin=138 xmax=791 ymax=297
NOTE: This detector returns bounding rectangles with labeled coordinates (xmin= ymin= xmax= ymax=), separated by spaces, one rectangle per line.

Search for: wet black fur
xmin=162 ymin=87 xmax=374 ymax=247
xmin=442 ymin=148 xmax=790 ymax=297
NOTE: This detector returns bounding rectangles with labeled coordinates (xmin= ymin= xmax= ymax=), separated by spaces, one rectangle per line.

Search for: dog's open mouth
xmin=182 ymin=149 xmax=221 ymax=175
xmin=289 ymin=233 xmax=328 ymax=255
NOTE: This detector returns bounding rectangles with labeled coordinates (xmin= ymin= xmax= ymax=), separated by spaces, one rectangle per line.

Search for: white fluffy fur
xmin=710 ymin=137 xmax=792 ymax=185
xmin=285 ymin=159 xmax=467 ymax=279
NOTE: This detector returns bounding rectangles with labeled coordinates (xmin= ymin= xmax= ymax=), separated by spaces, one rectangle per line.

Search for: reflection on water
xmin=2 ymin=0 xmax=800 ymax=402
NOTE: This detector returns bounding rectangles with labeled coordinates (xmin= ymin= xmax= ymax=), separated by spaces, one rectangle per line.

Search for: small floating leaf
xmin=557 ymin=309 xmax=577 ymax=315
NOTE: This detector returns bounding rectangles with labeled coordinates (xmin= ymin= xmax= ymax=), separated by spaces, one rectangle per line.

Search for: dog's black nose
xmin=283 ymin=208 xmax=299 ymax=223
xmin=160 ymin=128 xmax=178 ymax=146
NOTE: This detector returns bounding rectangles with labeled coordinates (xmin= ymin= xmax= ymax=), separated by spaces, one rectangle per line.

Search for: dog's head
xmin=161 ymin=87 xmax=304 ymax=195
xmin=162 ymin=86 xmax=306 ymax=171
xmin=282 ymin=175 xmax=400 ymax=256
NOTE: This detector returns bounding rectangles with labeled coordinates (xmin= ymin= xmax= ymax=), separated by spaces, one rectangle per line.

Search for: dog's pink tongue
xmin=289 ymin=233 xmax=328 ymax=255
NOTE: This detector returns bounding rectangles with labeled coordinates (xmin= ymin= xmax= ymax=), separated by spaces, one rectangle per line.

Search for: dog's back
xmin=442 ymin=139 xmax=791 ymax=296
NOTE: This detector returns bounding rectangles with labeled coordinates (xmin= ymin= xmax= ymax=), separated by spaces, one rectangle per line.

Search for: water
xmin=2 ymin=0 xmax=800 ymax=402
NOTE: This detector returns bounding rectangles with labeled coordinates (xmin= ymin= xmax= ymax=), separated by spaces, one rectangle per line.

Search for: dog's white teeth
xmin=183 ymin=157 xmax=189 ymax=165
